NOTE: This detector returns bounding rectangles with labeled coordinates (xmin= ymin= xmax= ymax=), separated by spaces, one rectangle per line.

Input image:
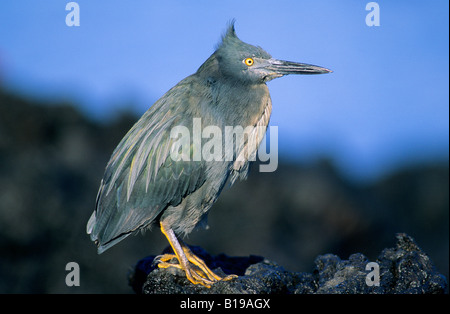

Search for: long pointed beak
xmin=266 ymin=58 xmax=332 ymax=75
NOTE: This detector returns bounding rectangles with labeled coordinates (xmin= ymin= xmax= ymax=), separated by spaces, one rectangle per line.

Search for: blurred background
xmin=0 ymin=1 xmax=448 ymax=293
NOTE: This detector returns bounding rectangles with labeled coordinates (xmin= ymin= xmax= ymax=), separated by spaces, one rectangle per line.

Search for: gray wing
xmin=87 ymin=81 xmax=206 ymax=253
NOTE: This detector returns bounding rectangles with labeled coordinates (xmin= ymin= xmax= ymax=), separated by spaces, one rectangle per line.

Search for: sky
xmin=0 ymin=0 xmax=448 ymax=181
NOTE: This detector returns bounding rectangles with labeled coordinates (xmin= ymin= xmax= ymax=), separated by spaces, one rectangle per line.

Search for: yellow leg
xmin=156 ymin=221 xmax=237 ymax=288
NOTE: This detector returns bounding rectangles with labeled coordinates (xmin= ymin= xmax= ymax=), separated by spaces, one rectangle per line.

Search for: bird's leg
xmin=157 ymin=221 xmax=237 ymax=287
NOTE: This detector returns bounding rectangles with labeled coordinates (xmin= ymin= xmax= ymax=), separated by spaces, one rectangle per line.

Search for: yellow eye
xmin=244 ymin=58 xmax=254 ymax=66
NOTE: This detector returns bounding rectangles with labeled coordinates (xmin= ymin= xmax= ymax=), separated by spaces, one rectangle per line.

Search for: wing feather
xmin=88 ymin=79 xmax=207 ymax=253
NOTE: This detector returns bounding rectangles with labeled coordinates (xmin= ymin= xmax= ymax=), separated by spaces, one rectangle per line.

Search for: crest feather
xmin=216 ymin=19 xmax=239 ymax=49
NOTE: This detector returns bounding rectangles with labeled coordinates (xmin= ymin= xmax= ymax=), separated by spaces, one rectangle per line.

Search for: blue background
xmin=0 ymin=0 xmax=448 ymax=181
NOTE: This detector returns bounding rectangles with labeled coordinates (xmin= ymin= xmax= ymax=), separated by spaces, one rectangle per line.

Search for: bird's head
xmin=211 ymin=21 xmax=331 ymax=84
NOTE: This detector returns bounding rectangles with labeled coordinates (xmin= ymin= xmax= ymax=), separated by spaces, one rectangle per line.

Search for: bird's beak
xmin=265 ymin=58 xmax=332 ymax=75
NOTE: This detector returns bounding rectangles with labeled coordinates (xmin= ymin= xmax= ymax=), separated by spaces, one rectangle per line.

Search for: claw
xmin=155 ymin=253 xmax=177 ymax=263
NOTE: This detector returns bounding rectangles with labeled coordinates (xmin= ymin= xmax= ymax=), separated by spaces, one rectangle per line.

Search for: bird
xmin=87 ymin=21 xmax=331 ymax=288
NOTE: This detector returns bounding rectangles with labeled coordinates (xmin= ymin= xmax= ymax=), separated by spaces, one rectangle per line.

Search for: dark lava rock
xmin=129 ymin=233 xmax=447 ymax=294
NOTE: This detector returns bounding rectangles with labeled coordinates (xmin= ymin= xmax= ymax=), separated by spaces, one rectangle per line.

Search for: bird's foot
xmin=181 ymin=245 xmax=238 ymax=284
xmin=154 ymin=249 xmax=237 ymax=288
xmin=158 ymin=222 xmax=237 ymax=288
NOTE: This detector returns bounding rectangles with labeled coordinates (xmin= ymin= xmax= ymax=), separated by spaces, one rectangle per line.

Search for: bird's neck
xmin=210 ymin=79 xmax=271 ymax=128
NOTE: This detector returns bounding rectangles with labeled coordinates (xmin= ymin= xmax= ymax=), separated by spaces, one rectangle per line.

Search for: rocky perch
xmin=129 ymin=233 xmax=447 ymax=294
